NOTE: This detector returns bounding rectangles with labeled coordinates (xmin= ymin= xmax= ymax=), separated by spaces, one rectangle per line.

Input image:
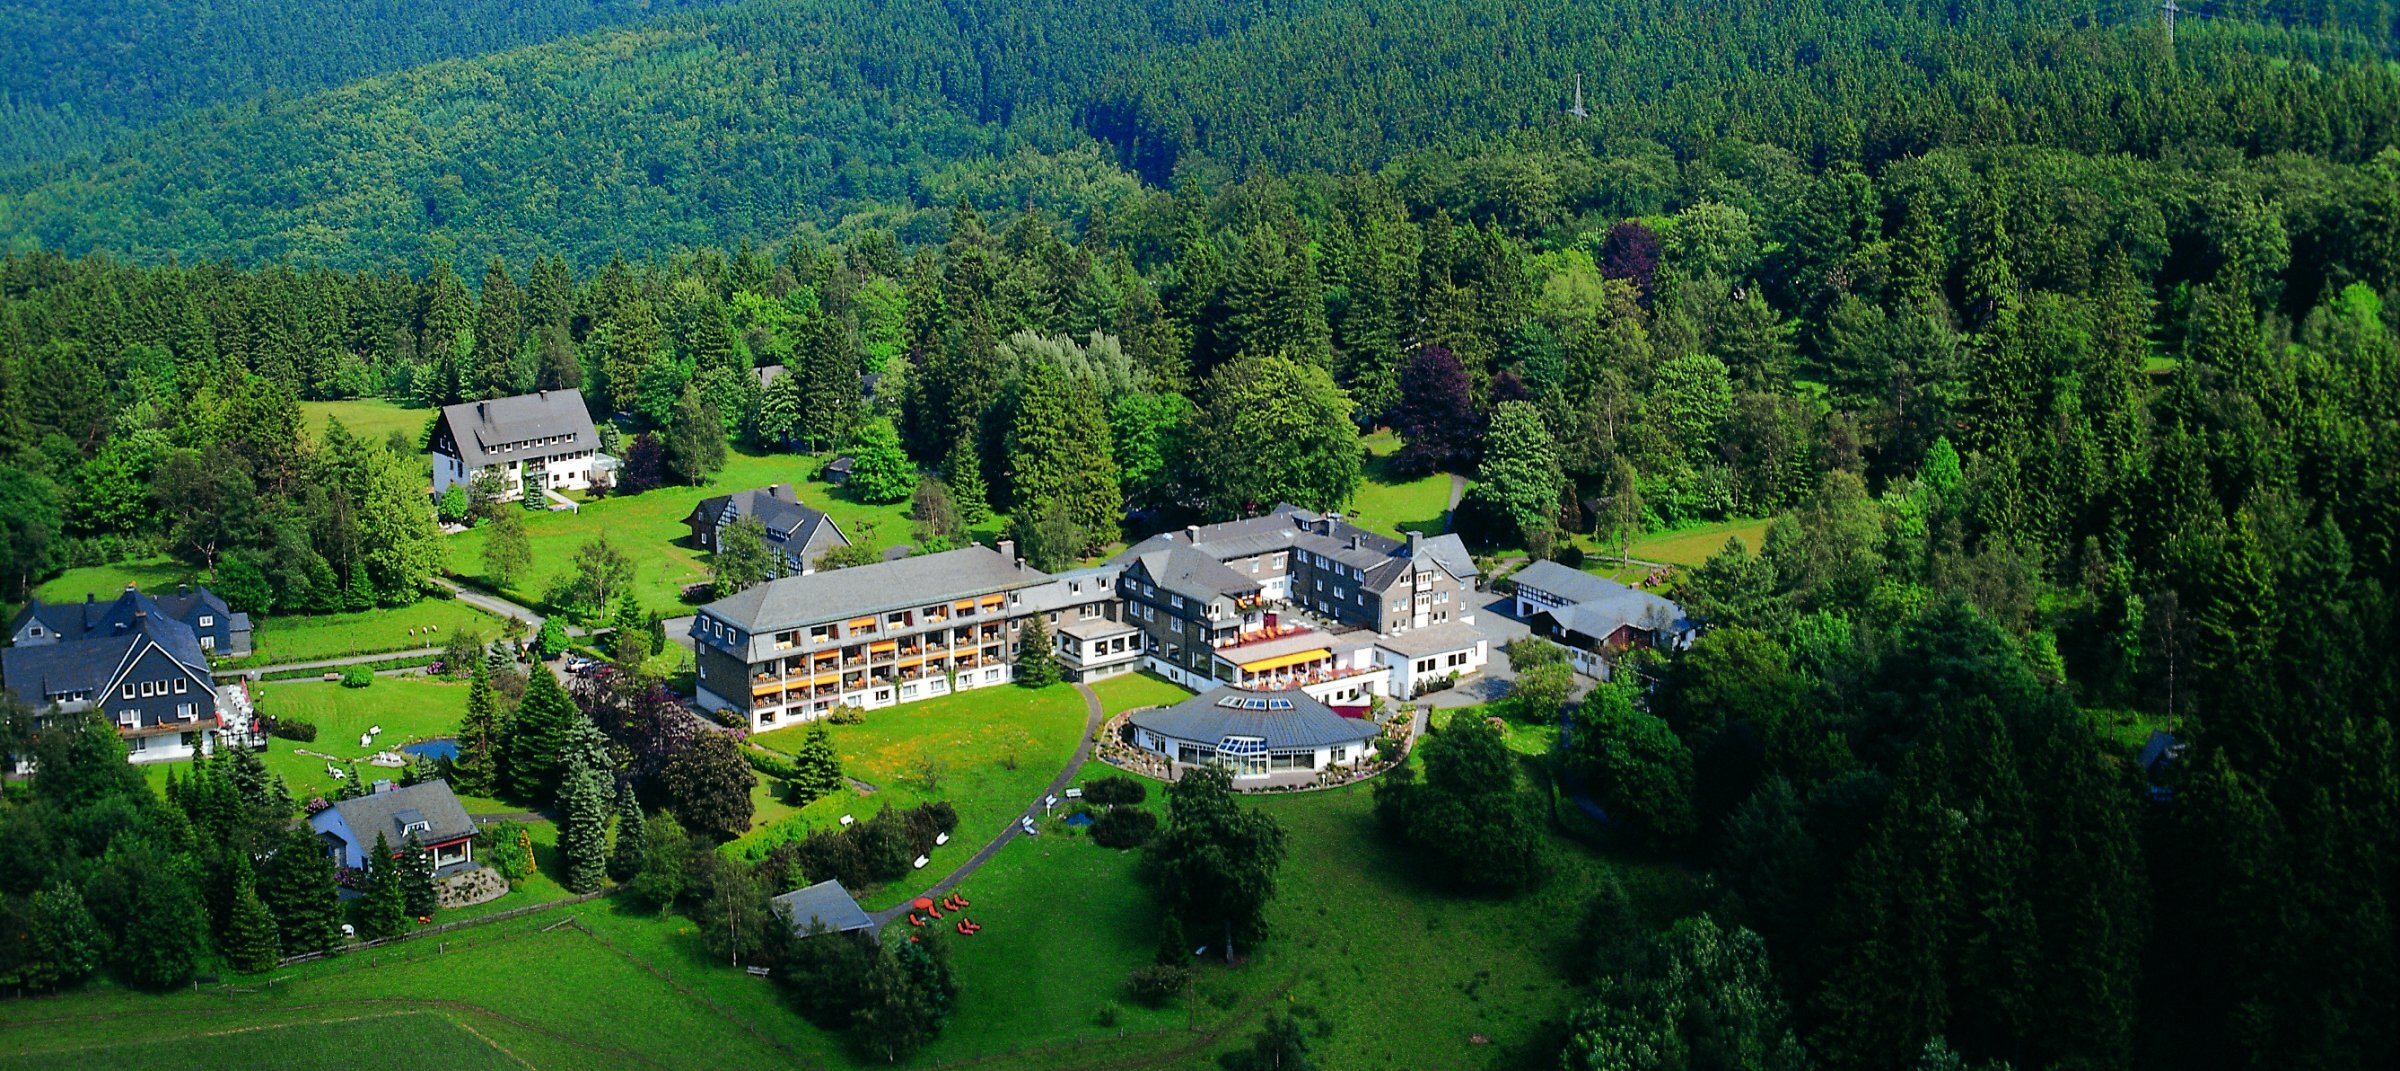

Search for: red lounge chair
xmin=953 ymin=893 xmax=971 ymax=907
xmin=909 ymin=935 xmax=920 ymax=943
xmin=928 ymin=906 xmax=943 ymax=919
xmin=908 ymin=914 xmax=924 ymax=927
xmin=956 ymin=921 xmax=972 ymax=935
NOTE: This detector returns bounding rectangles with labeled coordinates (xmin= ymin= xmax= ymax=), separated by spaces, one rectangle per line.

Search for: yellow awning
xmin=1236 ymin=648 xmax=1330 ymax=673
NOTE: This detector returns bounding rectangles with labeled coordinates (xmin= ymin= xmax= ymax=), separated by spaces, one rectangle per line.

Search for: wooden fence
xmin=276 ymin=885 xmax=618 ymax=967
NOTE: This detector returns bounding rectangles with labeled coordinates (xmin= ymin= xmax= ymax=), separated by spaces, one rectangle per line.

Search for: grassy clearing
xmin=1429 ymin=704 xmax=1560 ymax=758
xmin=741 ymin=684 xmax=1089 ymax=907
xmin=0 ymin=916 xmax=799 ymax=1071
xmin=1617 ymin=517 xmax=1772 ymax=567
xmin=1226 ymin=786 xmax=1694 ymax=1071
xmin=447 ymin=447 xmax=994 ymax=619
xmin=31 ymin=555 xmax=501 ymax=667
xmin=1088 ymin=671 xmax=1194 ymax=717
xmin=136 ymin=677 xmax=470 ymax=804
xmin=0 ymin=1010 xmax=522 ymax=1071
xmin=1349 ymin=456 xmax=1457 ymax=540
xmin=236 ymin=597 xmax=504 ymax=666
xmin=30 ymin=556 xmax=197 ymax=603
xmin=302 ymin=398 xmax=434 ymax=447
xmin=897 ymin=828 xmax=1188 ymax=1064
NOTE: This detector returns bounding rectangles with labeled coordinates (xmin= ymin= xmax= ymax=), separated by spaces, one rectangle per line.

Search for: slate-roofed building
xmin=684 ymin=484 xmax=853 ymax=577
xmin=772 ymin=880 xmax=877 ymax=937
xmin=1114 ymin=504 xmax=1478 ymax=633
xmin=1514 ymin=560 xmax=1695 ymax=678
xmin=690 ymin=541 xmax=1060 ymax=730
xmin=3 ymin=600 xmax=230 ymax=764
xmin=309 ymin=780 xmax=477 ymax=872
xmin=429 ymin=388 xmax=605 ymax=502
xmin=1111 ymin=505 xmax=1483 ymax=697
xmin=1126 ymin=686 xmax=1381 ymax=781
xmin=10 ymin=583 xmax=251 ymax=658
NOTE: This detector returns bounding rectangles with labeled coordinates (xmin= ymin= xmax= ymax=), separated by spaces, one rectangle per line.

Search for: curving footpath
xmin=867 ymin=682 xmax=1108 ymax=927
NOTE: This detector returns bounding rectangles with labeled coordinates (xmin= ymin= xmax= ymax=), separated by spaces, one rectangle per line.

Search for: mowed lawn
xmin=301 ymin=397 xmax=435 ymax=447
xmin=0 ymin=918 xmax=801 ymax=1071
xmin=446 ymin=448 xmax=945 ymax=619
xmin=30 ymin=556 xmax=196 ymax=603
xmin=0 ymin=1010 xmax=521 ymax=1071
xmin=237 ymin=597 xmax=503 ymax=666
xmin=135 ymin=677 xmax=471 ymax=804
xmin=1621 ymin=517 xmax=1772 ymax=567
xmin=34 ymin=558 xmax=502 ymax=667
xmin=744 ymin=683 xmax=1090 ymax=907
xmin=1226 ymin=786 xmax=1693 ymax=1071
xmin=1349 ymin=429 xmax=1460 ymax=540
xmin=1089 ymin=671 xmax=1194 ymax=718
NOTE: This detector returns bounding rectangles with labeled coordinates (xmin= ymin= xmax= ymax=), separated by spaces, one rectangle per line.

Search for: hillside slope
xmin=0 ymin=0 xmax=751 ymax=164
xmin=1 ymin=0 xmax=2394 ymax=268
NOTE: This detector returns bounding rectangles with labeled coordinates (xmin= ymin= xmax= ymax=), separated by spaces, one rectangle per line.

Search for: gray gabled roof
xmin=1511 ymin=560 xmax=1624 ymax=606
xmin=1128 ymin=687 xmax=1381 ymax=750
xmin=772 ymin=879 xmax=875 ymax=935
xmin=11 ymin=586 xmax=247 ymax=644
xmin=1114 ymin=505 xmax=1476 ymax=590
xmin=691 ymin=486 xmax=850 ymax=551
xmin=1131 ymin=543 xmax=1260 ymax=602
xmin=1536 ymin=590 xmax=1691 ymax=644
xmin=3 ymin=633 xmax=142 ymax=701
xmin=2 ymin=611 xmax=211 ymax=703
xmin=1373 ymin=620 xmax=1488 ymax=659
xmin=436 ymin=389 xmax=598 ymax=469
xmin=327 ymin=780 xmax=476 ymax=847
xmin=700 ymin=544 xmax=1047 ymax=632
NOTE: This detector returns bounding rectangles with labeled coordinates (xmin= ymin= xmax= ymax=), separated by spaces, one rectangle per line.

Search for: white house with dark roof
xmin=309 ymin=779 xmax=478 ymax=873
xmin=429 ymin=389 xmax=605 ymax=502
xmin=684 ymin=484 xmax=852 ymax=577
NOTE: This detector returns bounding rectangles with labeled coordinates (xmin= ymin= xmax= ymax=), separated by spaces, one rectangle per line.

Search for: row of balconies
xmin=748 ymin=653 xmax=1000 ymax=704
xmin=772 ymin=616 xmax=1010 ymax=654
xmin=750 ymin=645 xmax=1005 ymax=687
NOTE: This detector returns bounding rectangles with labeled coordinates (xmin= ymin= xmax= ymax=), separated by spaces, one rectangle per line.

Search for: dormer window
xmin=26 ymin=625 xmax=39 ymax=636
xmin=198 ymin=615 xmax=213 ymax=627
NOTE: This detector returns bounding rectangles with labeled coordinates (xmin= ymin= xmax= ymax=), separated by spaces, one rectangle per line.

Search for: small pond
xmin=402 ymin=738 xmax=459 ymax=762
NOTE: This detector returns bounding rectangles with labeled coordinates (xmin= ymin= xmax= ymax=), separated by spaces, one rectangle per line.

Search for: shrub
xmin=474 ymin=821 xmax=536 ymax=883
xmin=1094 ymin=1002 xmax=1121 ymax=1027
xmin=338 ymin=664 xmax=373 ymax=688
xmin=1090 ymin=807 xmax=1158 ymax=849
xmin=1083 ymin=775 xmax=1148 ymax=806
xmin=1373 ymin=738 xmax=1403 ymax=764
xmin=746 ymin=749 xmax=803 ymax=780
xmin=1128 ymin=964 xmax=1191 ymax=1008
xmin=268 ymin=716 xmax=318 ymax=743
xmin=787 ymin=802 xmax=961 ymax=890
xmin=826 ymin=705 xmax=866 ymax=725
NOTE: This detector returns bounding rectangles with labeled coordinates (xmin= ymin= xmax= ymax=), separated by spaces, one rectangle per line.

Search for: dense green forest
xmin=1 ymin=1 xmax=2397 ymax=1069
xmin=5 ymin=0 xmax=2400 ymax=267
xmin=0 ymin=0 xmax=748 ymax=165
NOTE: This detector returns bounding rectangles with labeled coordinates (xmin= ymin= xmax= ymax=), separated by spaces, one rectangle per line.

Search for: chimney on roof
xmin=997 ymin=538 xmax=1017 ymax=564
xmin=539 ymin=389 xmax=549 ymax=399
xmin=477 ymin=401 xmax=487 ymax=419
xmin=1408 ymin=531 xmax=1422 ymax=555
xmin=178 ymin=584 xmax=190 ymax=597
xmin=1185 ymin=524 xmax=1201 ymax=544
xmin=85 ymin=592 xmax=95 ymax=604
xmin=1349 ymin=534 xmax=1359 ymax=550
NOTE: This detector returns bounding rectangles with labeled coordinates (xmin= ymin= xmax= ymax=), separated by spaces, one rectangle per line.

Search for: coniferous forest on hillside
xmin=1 ymin=1 xmax=2397 ymax=1070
